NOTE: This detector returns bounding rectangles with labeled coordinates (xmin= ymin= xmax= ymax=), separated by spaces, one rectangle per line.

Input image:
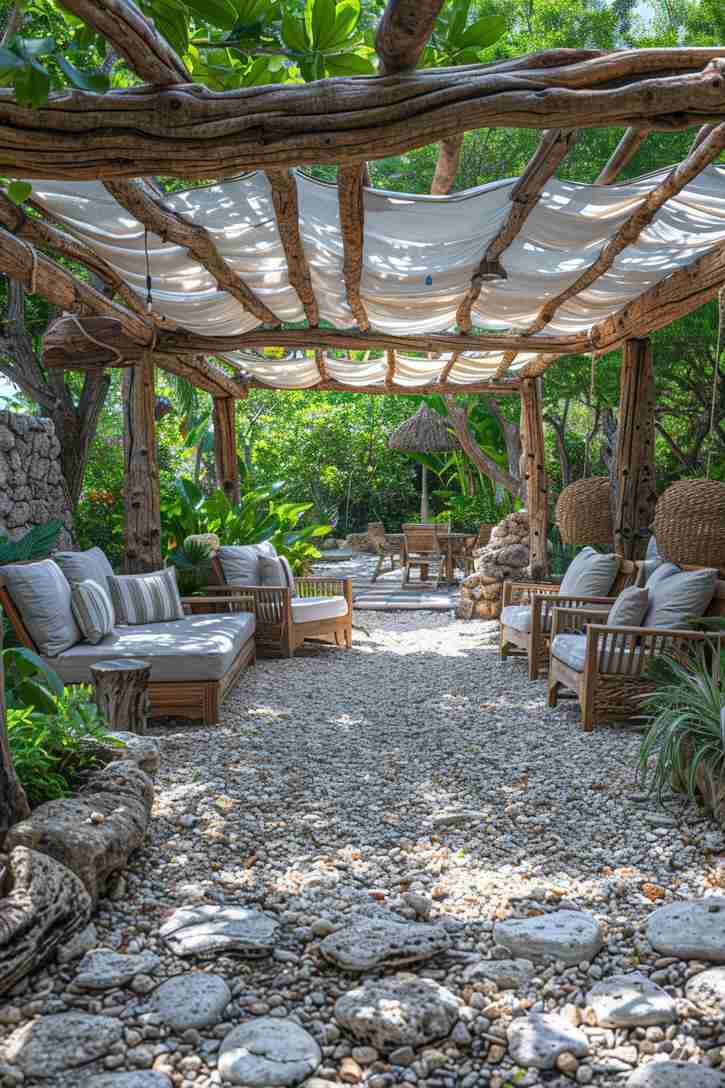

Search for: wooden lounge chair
xmin=0 ymin=560 xmax=256 ymax=726
xmin=548 ymin=570 xmax=725 ymax=731
xmin=500 ymin=556 xmax=640 ymax=681
xmin=368 ymin=523 xmax=404 ymax=582
xmin=207 ymin=543 xmax=353 ymax=658
xmin=401 ymin=523 xmax=448 ymax=587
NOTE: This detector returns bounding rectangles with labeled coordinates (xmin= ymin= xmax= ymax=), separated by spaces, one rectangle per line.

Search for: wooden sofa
xmin=547 ymin=572 xmax=725 ymax=732
xmin=500 ymin=558 xmax=640 ymax=681
xmin=0 ymin=572 xmax=256 ymax=726
xmin=207 ymin=550 xmax=353 ymax=658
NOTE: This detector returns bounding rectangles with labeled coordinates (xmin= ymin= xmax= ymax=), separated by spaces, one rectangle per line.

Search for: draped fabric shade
xmin=29 ymin=163 xmax=725 ymax=389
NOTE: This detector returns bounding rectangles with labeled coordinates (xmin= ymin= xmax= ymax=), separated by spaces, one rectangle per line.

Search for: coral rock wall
xmin=0 ymin=412 xmax=72 ymax=545
xmin=457 ymin=511 xmax=530 ymax=619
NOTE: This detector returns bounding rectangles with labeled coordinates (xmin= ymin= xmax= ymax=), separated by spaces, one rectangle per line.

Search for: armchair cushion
xmin=218 ymin=542 xmax=276 ymax=587
xmin=45 ymin=612 xmax=256 ymax=684
xmin=500 ymin=604 xmax=554 ymax=634
xmin=53 ymin=546 xmax=114 ymax=588
xmin=643 ymin=567 xmax=718 ymax=630
xmin=259 ymin=553 xmax=294 ymax=588
xmin=559 ymin=546 xmax=620 ymax=597
xmin=291 ymin=595 xmax=348 ymax=624
xmin=607 ymin=586 xmax=649 ymax=628
xmin=107 ymin=567 xmax=184 ymax=626
xmin=645 ymin=561 xmax=680 ymax=589
xmin=551 ymin=632 xmax=644 ymax=675
xmin=2 ymin=558 xmax=80 ymax=656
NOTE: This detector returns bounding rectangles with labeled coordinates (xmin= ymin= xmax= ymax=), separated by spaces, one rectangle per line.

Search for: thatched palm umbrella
xmin=388 ymin=402 xmax=457 ymax=521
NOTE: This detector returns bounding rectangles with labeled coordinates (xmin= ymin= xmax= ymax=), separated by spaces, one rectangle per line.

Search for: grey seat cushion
xmin=218 ymin=542 xmax=277 ymax=586
xmin=2 ymin=558 xmax=80 ymax=656
xmin=559 ymin=546 xmax=620 ymax=598
xmin=551 ymin=632 xmax=646 ymax=675
xmin=53 ymin=546 xmax=114 ymax=589
xmin=291 ymin=596 xmax=348 ymax=623
xmin=500 ymin=604 xmax=534 ymax=633
xmin=46 ymin=612 xmax=256 ymax=684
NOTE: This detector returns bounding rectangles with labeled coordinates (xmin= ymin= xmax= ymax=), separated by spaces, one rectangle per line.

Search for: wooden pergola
xmin=0 ymin=0 xmax=724 ymax=572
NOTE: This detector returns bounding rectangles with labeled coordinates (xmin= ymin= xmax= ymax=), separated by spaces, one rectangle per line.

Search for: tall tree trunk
xmin=612 ymin=338 xmax=656 ymax=559
xmin=430 ymin=135 xmax=464 ymax=195
xmin=123 ymin=356 xmax=162 ymax=573
xmin=0 ymin=625 xmax=30 ymax=848
xmin=520 ymin=378 xmax=549 ymax=576
xmin=444 ymin=396 xmax=522 ymax=498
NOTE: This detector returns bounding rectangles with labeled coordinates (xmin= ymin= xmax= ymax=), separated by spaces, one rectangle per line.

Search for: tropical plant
xmin=166 ymin=537 xmax=216 ymax=596
xmin=0 ymin=519 xmax=63 ymax=565
xmin=638 ymin=648 xmax=725 ymax=814
xmin=3 ymin=645 xmax=64 ymax=714
xmin=6 ymin=685 xmax=118 ymax=806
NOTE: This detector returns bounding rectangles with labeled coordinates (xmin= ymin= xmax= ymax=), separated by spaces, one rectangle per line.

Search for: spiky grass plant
xmin=638 ymin=648 xmax=725 ymax=815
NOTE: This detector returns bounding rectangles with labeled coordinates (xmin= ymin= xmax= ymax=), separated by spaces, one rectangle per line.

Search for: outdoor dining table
xmin=414 ymin=531 xmax=475 ymax=584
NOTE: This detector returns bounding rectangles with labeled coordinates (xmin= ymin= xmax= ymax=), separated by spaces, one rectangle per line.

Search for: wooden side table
xmin=90 ymin=658 xmax=151 ymax=737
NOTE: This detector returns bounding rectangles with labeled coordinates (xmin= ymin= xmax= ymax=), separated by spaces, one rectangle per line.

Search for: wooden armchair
xmin=548 ymin=576 xmax=725 ymax=731
xmin=401 ymin=524 xmax=447 ymax=587
xmin=207 ymin=559 xmax=353 ymax=658
xmin=500 ymin=559 xmax=639 ymax=681
xmin=367 ymin=523 xmax=404 ymax=583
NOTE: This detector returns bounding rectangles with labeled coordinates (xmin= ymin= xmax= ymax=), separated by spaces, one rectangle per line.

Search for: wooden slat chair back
xmin=207 ymin=556 xmax=353 ymax=658
xmin=548 ymin=572 xmax=725 ymax=732
xmin=500 ymin=557 xmax=640 ymax=681
xmin=401 ymin=523 xmax=448 ymax=587
xmin=0 ymin=569 xmax=256 ymax=725
xmin=367 ymin=522 xmax=404 ymax=582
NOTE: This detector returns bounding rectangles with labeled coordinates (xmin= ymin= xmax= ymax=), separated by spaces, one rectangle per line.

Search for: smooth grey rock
xmin=586 ymin=972 xmax=677 ymax=1027
xmin=4 ymin=1012 xmax=122 ymax=1076
xmin=218 ymin=1017 xmax=321 ymax=1086
xmin=152 ymin=972 xmax=231 ymax=1030
xmin=685 ymin=967 xmax=725 ymax=1009
xmin=494 ymin=909 xmax=603 ymax=965
xmin=320 ymin=918 xmax=450 ymax=971
xmin=159 ymin=904 xmax=277 ymax=958
xmin=84 ymin=1075 xmax=173 ymax=1088
xmin=626 ymin=1061 xmax=725 ymax=1086
xmin=57 ymin=923 xmax=98 ymax=964
xmin=646 ymin=899 xmax=725 ymax=962
xmin=0 ymin=847 xmax=93 ymax=996
xmin=507 ymin=1012 xmax=589 ymax=1070
xmin=334 ymin=974 xmax=459 ymax=1051
xmin=75 ymin=949 xmax=160 ymax=990
xmin=462 ymin=957 xmax=535 ymax=990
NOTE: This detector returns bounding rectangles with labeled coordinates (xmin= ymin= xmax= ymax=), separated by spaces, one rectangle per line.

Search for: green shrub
xmin=7 ymin=685 xmax=121 ymax=807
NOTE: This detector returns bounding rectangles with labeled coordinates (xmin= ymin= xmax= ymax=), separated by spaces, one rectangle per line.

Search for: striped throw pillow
xmin=107 ymin=567 xmax=185 ymax=626
xmin=71 ymin=579 xmax=115 ymax=644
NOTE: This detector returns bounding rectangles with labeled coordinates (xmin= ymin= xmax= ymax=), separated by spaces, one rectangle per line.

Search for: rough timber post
xmin=213 ymin=396 xmax=240 ymax=505
xmin=520 ymin=378 xmax=549 ymax=577
xmin=613 ymin=337 xmax=656 ymax=559
xmin=123 ymin=353 xmax=162 ymax=573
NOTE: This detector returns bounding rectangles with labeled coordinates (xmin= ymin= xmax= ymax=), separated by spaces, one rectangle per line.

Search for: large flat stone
xmin=334 ymin=975 xmax=459 ymax=1052
xmin=4 ymin=1012 xmax=123 ymax=1077
xmin=152 ymin=972 xmax=231 ymax=1030
xmin=0 ymin=846 xmax=92 ymax=996
xmin=84 ymin=1075 xmax=173 ymax=1088
xmin=646 ymin=899 xmax=725 ymax=962
xmin=494 ymin=910 xmax=603 ymax=965
xmin=4 ymin=761 xmax=153 ymax=903
xmin=587 ymin=972 xmax=677 ymax=1027
xmin=75 ymin=949 xmax=160 ymax=990
xmin=462 ymin=958 xmax=535 ymax=990
xmin=320 ymin=918 xmax=451 ymax=971
xmin=218 ymin=1017 xmax=321 ymax=1086
xmin=507 ymin=1012 xmax=589 ymax=1070
xmin=686 ymin=967 xmax=725 ymax=1010
xmin=159 ymin=904 xmax=278 ymax=959
xmin=626 ymin=1061 xmax=725 ymax=1086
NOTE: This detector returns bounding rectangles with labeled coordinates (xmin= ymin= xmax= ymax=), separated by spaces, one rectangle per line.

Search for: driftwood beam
xmin=375 ymin=0 xmax=446 ymax=74
xmin=212 ymin=397 xmax=240 ymax=505
xmin=457 ymin=128 xmax=578 ymax=330
xmin=385 ymin=349 xmax=396 ymax=390
xmin=104 ymin=179 xmax=280 ymax=326
xmin=338 ymin=164 xmax=369 ymax=331
xmin=57 ymin=0 xmax=189 ymax=85
xmin=154 ymin=354 xmax=246 ymax=400
xmin=265 ymin=170 xmax=319 ymax=326
xmin=123 ymin=355 xmax=162 ymax=574
xmin=520 ymin=378 xmax=548 ymax=577
xmin=1 ymin=53 xmax=725 ymax=179
xmin=596 ymin=127 xmax=649 ymax=184
xmin=613 ymin=338 xmax=656 ymax=559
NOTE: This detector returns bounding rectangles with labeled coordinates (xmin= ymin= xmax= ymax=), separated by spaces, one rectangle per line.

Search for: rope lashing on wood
xmin=64 ymin=312 xmax=157 ymax=364
xmin=144 ymin=228 xmax=153 ymax=314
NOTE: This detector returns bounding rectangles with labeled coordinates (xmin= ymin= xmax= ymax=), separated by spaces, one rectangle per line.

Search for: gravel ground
xmin=2 ymin=605 xmax=724 ymax=1088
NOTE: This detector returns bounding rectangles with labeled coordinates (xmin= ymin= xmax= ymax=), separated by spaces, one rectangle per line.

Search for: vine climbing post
xmin=613 ymin=338 xmax=656 ymax=559
xmin=123 ymin=353 xmax=162 ymax=573
xmin=520 ymin=378 xmax=549 ymax=577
